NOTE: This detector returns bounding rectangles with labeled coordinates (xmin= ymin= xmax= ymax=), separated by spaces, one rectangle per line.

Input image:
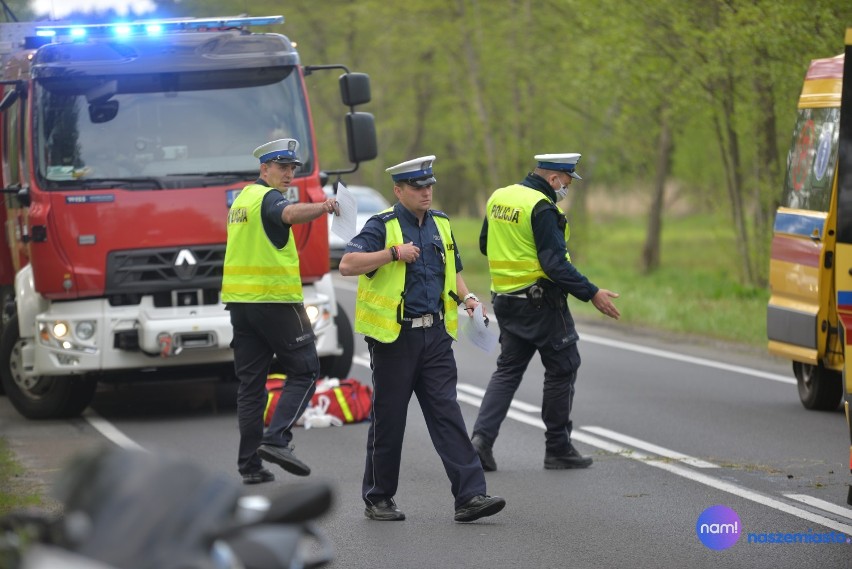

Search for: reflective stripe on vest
xmin=222 ymin=184 xmax=303 ymax=302
xmin=486 ymin=184 xmax=548 ymax=292
xmin=355 ymin=209 xmax=459 ymax=342
xmin=557 ymin=204 xmax=571 ymax=263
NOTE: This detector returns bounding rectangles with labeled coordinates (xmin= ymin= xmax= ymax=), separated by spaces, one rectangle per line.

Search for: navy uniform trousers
xmin=229 ymin=302 xmax=320 ymax=475
xmin=473 ymin=294 xmax=582 ymax=455
xmin=363 ymin=322 xmax=486 ymax=509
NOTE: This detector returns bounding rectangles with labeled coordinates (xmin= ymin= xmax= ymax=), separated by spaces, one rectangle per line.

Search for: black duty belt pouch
xmin=531 ymin=279 xmax=566 ymax=310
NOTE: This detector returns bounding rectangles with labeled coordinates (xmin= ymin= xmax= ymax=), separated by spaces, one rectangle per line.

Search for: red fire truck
xmin=0 ymin=15 xmax=376 ymax=419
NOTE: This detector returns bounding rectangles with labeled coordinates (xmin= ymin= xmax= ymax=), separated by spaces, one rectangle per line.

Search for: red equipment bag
xmin=264 ymin=376 xmax=373 ymax=427
xmin=312 ymin=378 xmax=373 ymax=423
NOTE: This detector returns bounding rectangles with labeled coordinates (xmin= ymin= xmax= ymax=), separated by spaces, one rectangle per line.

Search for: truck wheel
xmin=793 ymin=361 xmax=842 ymax=411
xmin=0 ymin=315 xmax=97 ymax=419
xmin=319 ymin=303 xmax=354 ymax=379
xmin=0 ymin=285 xmax=13 ymax=396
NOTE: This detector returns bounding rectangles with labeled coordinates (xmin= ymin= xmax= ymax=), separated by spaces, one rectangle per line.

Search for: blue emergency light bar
xmin=34 ymin=15 xmax=284 ymax=42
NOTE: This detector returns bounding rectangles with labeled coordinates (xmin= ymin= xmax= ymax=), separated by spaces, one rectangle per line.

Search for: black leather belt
xmin=400 ymin=312 xmax=444 ymax=329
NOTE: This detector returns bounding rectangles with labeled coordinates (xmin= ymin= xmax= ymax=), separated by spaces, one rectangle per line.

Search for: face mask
xmin=555 ymin=182 xmax=569 ymax=200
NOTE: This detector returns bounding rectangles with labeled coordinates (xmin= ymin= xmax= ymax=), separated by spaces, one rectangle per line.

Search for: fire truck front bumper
xmin=30 ymin=301 xmax=236 ymax=376
xmin=28 ymin=296 xmax=338 ymax=377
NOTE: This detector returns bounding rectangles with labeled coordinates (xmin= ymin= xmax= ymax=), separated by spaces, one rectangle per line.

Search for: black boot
xmin=471 ymin=434 xmax=497 ymax=472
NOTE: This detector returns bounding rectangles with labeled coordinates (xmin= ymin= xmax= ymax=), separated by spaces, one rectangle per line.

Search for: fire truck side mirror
xmin=339 ymin=73 xmax=371 ymax=107
xmin=1 ymin=185 xmax=32 ymax=208
xmin=345 ymin=112 xmax=377 ymax=164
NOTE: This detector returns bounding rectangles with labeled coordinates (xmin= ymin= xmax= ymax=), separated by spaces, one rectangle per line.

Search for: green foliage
xmin=23 ymin=0 xmax=851 ymax=286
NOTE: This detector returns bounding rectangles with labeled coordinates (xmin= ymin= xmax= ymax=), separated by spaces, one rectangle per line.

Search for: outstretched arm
xmin=282 ymin=199 xmax=339 ymax=225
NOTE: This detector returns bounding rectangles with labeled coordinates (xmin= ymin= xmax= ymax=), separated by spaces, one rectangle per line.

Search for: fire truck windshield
xmin=33 ymin=67 xmax=313 ymax=188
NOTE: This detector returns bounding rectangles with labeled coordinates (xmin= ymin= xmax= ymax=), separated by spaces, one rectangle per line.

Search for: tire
xmin=793 ymin=361 xmax=843 ymax=411
xmin=319 ymin=303 xmax=354 ymax=379
xmin=0 ymin=285 xmax=13 ymax=396
xmin=0 ymin=315 xmax=97 ymax=419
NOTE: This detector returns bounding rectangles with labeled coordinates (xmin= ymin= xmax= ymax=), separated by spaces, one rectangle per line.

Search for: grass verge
xmin=451 ymin=211 xmax=768 ymax=347
xmin=0 ymin=438 xmax=43 ymax=515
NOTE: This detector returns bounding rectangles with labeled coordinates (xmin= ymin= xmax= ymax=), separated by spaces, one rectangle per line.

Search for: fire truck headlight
xmin=52 ymin=321 xmax=69 ymax=339
xmin=304 ymin=302 xmax=332 ymax=332
xmin=75 ymin=321 xmax=96 ymax=340
xmin=38 ymin=320 xmax=97 ymax=355
xmin=305 ymin=304 xmax=320 ymax=323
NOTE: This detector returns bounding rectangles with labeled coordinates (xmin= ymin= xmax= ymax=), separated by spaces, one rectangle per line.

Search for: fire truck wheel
xmin=793 ymin=361 xmax=843 ymax=411
xmin=0 ymin=285 xmax=12 ymax=394
xmin=0 ymin=315 xmax=97 ymax=419
xmin=319 ymin=303 xmax=354 ymax=379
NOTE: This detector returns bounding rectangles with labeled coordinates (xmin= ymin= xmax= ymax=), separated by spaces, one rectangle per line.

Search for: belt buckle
xmin=421 ymin=314 xmax=434 ymax=328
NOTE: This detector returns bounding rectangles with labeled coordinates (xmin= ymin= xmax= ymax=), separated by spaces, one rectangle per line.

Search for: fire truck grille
xmin=105 ymin=245 xmax=224 ymax=307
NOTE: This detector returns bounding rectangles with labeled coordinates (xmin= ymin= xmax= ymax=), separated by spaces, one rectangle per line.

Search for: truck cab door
xmin=0 ymin=83 xmax=30 ymax=281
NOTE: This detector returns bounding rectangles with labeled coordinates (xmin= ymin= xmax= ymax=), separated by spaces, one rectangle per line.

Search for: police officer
xmin=222 ymin=138 xmax=340 ymax=485
xmin=471 ymin=153 xmax=620 ymax=472
xmin=339 ymin=155 xmax=505 ymax=523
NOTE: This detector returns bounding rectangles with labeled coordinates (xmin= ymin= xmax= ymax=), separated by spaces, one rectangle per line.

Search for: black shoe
xmin=471 ymin=434 xmax=497 ymax=472
xmin=544 ymin=444 xmax=593 ymax=470
xmin=242 ymin=467 xmax=275 ymax=485
xmin=454 ymin=495 xmax=506 ymax=522
xmin=257 ymin=444 xmax=311 ymax=476
xmin=364 ymin=498 xmax=405 ymax=521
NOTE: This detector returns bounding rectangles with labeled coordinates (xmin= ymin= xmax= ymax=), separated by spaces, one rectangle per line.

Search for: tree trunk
xmin=751 ymin=57 xmax=780 ymax=287
xmin=712 ymin=69 xmax=755 ymax=285
xmin=642 ymin=109 xmax=673 ymax=273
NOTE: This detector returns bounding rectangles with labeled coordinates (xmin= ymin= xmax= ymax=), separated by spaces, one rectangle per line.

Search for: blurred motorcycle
xmin=0 ymin=446 xmax=334 ymax=569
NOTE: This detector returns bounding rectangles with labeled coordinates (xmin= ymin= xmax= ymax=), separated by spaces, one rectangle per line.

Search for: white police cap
xmin=535 ymin=153 xmax=582 ymax=179
xmin=252 ymin=138 xmax=302 ymax=165
xmin=386 ymin=155 xmax=437 ymax=187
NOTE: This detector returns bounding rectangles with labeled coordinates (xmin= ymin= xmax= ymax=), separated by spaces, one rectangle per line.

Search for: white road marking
xmin=83 ymin=409 xmax=145 ymax=451
xmin=580 ymin=333 xmax=796 ymax=385
xmin=455 ymin=387 xmax=852 ymax=534
xmin=784 ymin=494 xmax=852 ymax=521
xmin=571 ymin=430 xmax=852 ymax=535
xmin=579 ymin=425 xmax=718 ymax=468
xmin=456 ymin=382 xmax=541 ymax=413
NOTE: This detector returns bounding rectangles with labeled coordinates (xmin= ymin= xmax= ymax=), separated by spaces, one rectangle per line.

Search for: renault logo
xmin=174 ymin=249 xmax=197 ymax=280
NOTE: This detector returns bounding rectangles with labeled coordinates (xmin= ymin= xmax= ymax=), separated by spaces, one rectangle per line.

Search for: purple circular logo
xmin=696 ymin=505 xmax=741 ymax=550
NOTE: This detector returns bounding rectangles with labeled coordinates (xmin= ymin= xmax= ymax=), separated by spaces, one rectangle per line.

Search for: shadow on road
xmin=91 ymin=374 xmax=239 ymax=420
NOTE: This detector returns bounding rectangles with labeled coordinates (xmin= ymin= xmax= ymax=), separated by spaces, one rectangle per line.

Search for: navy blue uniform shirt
xmin=253 ymin=178 xmax=294 ymax=249
xmin=479 ymin=172 xmax=598 ymax=301
xmin=345 ymin=202 xmax=463 ymax=316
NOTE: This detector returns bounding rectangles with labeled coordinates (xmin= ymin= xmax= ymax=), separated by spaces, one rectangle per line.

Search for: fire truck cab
xmin=0 ymin=16 xmax=376 ymax=419
xmin=766 ymin=29 xmax=852 ymax=491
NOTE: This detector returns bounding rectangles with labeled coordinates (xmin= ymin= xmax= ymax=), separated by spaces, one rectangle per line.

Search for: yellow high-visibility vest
xmin=486 ymin=184 xmax=551 ymax=293
xmin=222 ymin=184 xmax=303 ymax=302
xmin=557 ymin=204 xmax=571 ymax=263
xmin=355 ymin=209 xmax=458 ymax=342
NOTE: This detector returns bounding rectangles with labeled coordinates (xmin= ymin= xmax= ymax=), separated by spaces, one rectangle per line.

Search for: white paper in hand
xmin=331 ymin=181 xmax=358 ymax=243
xmin=459 ymin=303 xmax=498 ymax=353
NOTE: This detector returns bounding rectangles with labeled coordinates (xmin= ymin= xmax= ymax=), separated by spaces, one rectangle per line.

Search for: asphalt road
xmin=2 ymin=273 xmax=852 ymax=568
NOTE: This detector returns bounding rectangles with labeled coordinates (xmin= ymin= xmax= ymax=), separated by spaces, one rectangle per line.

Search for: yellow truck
xmin=767 ymin=29 xmax=852 ymax=494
